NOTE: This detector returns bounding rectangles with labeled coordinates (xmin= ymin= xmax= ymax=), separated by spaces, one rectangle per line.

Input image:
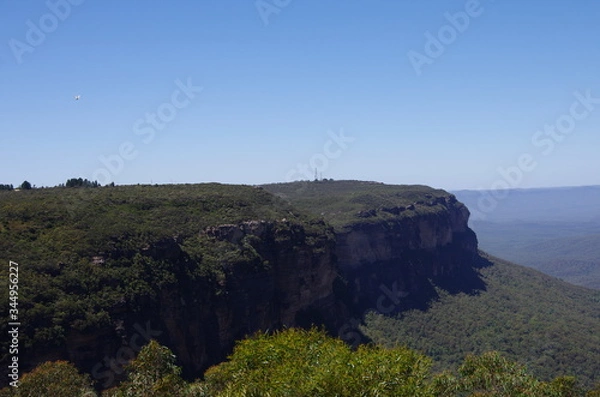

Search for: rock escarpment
xmin=76 ymin=219 xmax=342 ymax=387
xmin=337 ymin=196 xmax=474 ymax=268
xmin=333 ymin=195 xmax=478 ymax=311
xmin=82 ymin=186 xmax=477 ymax=387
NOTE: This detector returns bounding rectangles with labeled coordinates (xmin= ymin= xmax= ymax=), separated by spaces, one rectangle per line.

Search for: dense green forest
xmin=362 ymin=253 xmax=600 ymax=389
xmin=1 ymin=329 xmax=599 ymax=396
xmin=0 ymin=184 xmax=328 ymax=357
xmin=263 ymin=180 xmax=452 ymax=230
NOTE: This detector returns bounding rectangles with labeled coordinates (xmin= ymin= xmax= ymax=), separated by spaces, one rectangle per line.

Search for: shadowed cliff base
xmin=431 ymin=251 xmax=493 ymax=295
xmin=333 ymin=252 xmax=492 ymax=353
xmin=335 ymin=252 xmax=488 ymax=317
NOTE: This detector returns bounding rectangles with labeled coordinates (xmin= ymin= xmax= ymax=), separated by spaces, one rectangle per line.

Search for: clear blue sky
xmin=1 ymin=0 xmax=599 ymax=190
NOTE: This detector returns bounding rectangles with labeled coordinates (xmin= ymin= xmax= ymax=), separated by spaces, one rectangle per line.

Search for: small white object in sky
xmin=74 ymin=95 xmax=81 ymax=100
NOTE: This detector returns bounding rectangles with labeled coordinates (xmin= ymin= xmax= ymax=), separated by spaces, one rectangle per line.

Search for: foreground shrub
xmin=203 ymin=327 xmax=432 ymax=397
xmin=3 ymin=360 xmax=94 ymax=396
xmin=103 ymin=340 xmax=186 ymax=397
xmin=2 ymin=331 xmax=596 ymax=396
xmin=431 ymin=351 xmax=583 ymax=397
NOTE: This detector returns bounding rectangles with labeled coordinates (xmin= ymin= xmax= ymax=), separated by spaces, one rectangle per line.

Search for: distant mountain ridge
xmin=453 ymin=185 xmax=600 ymax=223
xmin=454 ymin=185 xmax=600 ymax=289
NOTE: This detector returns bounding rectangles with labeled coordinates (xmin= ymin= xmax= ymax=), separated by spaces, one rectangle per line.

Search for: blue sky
xmin=1 ymin=0 xmax=599 ymax=190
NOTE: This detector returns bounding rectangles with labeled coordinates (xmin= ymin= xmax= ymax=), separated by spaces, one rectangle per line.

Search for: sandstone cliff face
xmin=78 ymin=219 xmax=342 ymax=387
xmin=334 ymin=195 xmax=478 ymax=310
xmin=167 ymin=220 xmax=340 ymax=374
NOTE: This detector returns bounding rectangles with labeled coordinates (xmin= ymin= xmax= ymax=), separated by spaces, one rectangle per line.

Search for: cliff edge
xmin=264 ymin=181 xmax=479 ymax=312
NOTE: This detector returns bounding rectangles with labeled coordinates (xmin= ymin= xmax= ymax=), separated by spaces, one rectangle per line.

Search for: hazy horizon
xmin=5 ymin=179 xmax=600 ymax=192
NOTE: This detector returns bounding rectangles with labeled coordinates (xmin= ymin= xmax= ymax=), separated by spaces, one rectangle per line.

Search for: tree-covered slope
xmin=263 ymin=180 xmax=454 ymax=230
xmin=0 ymin=183 xmax=309 ymax=264
xmin=361 ymin=252 xmax=600 ymax=389
xmin=0 ymin=184 xmax=333 ymax=381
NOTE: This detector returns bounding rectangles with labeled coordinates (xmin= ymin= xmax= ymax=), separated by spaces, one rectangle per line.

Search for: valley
xmin=454 ymin=186 xmax=600 ymax=289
